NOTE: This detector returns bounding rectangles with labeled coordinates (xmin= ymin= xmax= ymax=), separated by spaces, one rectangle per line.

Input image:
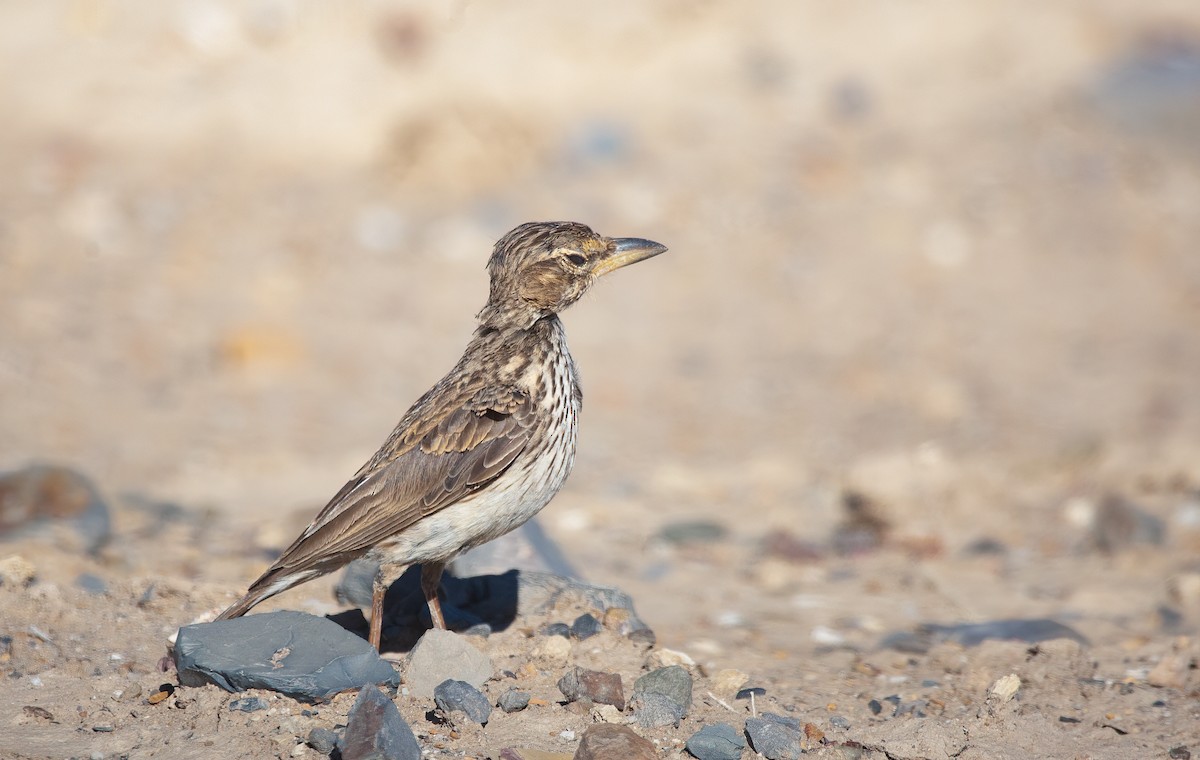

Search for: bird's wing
xmin=256 ymin=384 xmax=535 ymax=579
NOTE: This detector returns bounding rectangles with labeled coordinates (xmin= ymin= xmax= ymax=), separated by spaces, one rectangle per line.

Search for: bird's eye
xmin=565 ymin=253 xmax=587 ymax=267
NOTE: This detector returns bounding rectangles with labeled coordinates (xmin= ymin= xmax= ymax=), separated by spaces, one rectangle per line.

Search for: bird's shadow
xmin=326 ymin=566 xmax=520 ymax=653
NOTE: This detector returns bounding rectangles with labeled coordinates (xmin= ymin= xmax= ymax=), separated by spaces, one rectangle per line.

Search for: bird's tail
xmin=214 ymin=568 xmax=306 ymax=621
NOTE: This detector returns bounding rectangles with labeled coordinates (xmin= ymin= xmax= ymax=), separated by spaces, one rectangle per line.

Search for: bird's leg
xmin=420 ymin=561 xmax=448 ymax=630
xmin=369 ymin=572 xmax=387 ymax=651
xmin=369 ymin=562 xmax=406 ymax=650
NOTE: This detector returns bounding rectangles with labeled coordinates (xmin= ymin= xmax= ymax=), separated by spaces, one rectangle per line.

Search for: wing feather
xmin=253 ymin=384 xmax=534 ymax=581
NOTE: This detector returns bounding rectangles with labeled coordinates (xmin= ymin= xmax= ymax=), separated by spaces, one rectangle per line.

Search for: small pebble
xmin=1168 ymin=747 xmax=1191 ymax=760
xmin=92 ymin=724 xmax=115 ymax=733
xmin=557 ymin=666 xmax=625 ymax=709
xmin=829 ymin=715 xmax=850 ymax=730
xmin=75 ymin=573 xmax=108 ymax=595
xmin=685 ymin=723 xmax=746 ymax=760
xmin=646 ymin=648 xmax=696 ymax=670
xmin=710 ymin=668 xmax=748 ymax=697
xmin=497 ymin=689 xmax=531 ymax=713
xmin=533 ymin=634 xmax=571 ymax=666
xmin=541 ymin=622 xmax=571 ymax=638
xmin=570 ymin=613 xmax=603 ymax=640
xmin=434 ymin=679 xmax=492 ymax=725
xmin=867 ymin=699 xmax=882 ymax=715
xmin=229 ymin=696 xmax=270 ymax=712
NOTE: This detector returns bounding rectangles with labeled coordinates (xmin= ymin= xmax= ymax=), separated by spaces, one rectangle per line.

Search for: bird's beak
xmin=592 ymin=237 xmax=668 ymax=278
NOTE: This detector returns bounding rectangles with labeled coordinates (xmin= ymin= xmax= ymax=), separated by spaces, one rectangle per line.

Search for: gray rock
xmin=557 ymin=666 xmax=625 ymax=709
xmin=228 ymin=696 xmax=269 ymax=712
xmin=745 ymin=714 xmax=803 ymax=760
xmin=570 ymin=613 xmax=602 ymax=640
xmin=173 ymin=611 xmax=399 ymax=702
xmin=497 ymin=688 xmax=531 ymax=713
xmin=518 ymin=572 xmax=653 ymax=642
xmin=404 ymin=629 xmax=493 ymax=698
xmin=685 ymin=723 xmax=746 ymax=760
xmin=829 ymin=715 xmax=850 ymax=730
xmin=632 ymin=691 xmax=685 ymax=728
xmin=340 ymin=684 xmax=422 ymax=760
xmin=632 ymin=665 xmax=692 ymax=716
xmin=433 ymin=679 xmax=492 ymax=725
xmin=307 ymin=727 xmax=340 ymax=755
xmin=881 ymin=619 xmax=1088 ymax=654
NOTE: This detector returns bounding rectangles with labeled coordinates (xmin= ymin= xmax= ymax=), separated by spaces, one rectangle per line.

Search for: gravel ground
xmin=2 ymin=1 xmax=1200 ymax=758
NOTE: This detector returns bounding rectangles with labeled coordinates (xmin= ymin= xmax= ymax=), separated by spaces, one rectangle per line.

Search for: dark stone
xmin=433 ymin=679 xmax=491 ymax=725
xmin=745 ymin=715 xmax=803 ymax=760
xmin=685 ymin=723 xmax=745 ymax=760
xmin=541 ymin=622 xmax=571 ymax=638
xmin=228 ymin=696 xmax=270 ymax=712
xmin=573 ymin=724 xmax=656 ymax=760
xmin=497 ymin=689 xmax=531 ymax=713
xmin=340 ymin=684 xmax=421 ymax=760
xmin=173 ymin=610 xmax=399 ymax=702
xmin=570 ymin=613 xmax=602 ymax=640
xmin=880 ymin=618 xmax=1089 ymax=654
xmin=1168 ymin=747 xmax=1191 ymax=760
xmin=557 ymin=666 xmax=624 ymax=709
xmin=307 ymin=727 xmax=340 ymax=755
xmin=735 ymin=687 xmax=766 ymax=701
xmin=867 ymin=699 xmax=882 ymax=715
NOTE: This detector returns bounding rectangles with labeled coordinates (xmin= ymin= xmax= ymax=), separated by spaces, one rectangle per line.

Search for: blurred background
xmin=2 ymin=1 xmax=1200 ymax=647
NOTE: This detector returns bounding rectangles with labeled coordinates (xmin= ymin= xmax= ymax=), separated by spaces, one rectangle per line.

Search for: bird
xmin=216 ymin=221 xmax=666 ymax=649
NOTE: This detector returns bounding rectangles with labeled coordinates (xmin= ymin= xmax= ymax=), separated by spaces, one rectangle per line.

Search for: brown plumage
xmin=216 ymin=221 xmax=666 ymax=648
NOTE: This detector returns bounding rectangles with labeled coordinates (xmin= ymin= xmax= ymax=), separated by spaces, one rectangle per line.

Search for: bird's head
xmin=479 ymin=221 xmax=666 ymax=328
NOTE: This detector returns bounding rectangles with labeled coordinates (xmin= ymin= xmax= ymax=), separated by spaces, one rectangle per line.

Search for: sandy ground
xmin=2 ymin=1 xmax=1200 ymax=758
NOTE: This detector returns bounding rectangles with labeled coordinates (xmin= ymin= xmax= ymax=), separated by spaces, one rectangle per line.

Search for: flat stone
xmin=174 ymin=611 xmax=399 ymax=702
xmin=632 ymin=691 xmax=685 ymax=728
xmin=746 ymin=714 xmax=803 ymax=760
xmin=632 ymin=665 xmax=692 ymax=715
xmin=497 ymin=689 xmax=531 ymax=713
xmin=557 ymin=667 xmax=624 ymax=710
xmin=404 ymin=629 xmax=493 ymax=698
xmin=881 ymin=618 xmax=1088 ymax=654
xmin=572 ymin=724 xmax=656 ymax=760
xmin=685 ymin=723 xmax=746 ymax=760
xmin=433 ymin=679 xmax=492 ymax=725
xmin=339 ymin=684 xmax=422 ymax=760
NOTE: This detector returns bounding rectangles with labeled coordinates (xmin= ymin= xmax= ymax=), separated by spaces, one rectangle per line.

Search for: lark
xmin=217 ymin=221 xmax=666 ymax=648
